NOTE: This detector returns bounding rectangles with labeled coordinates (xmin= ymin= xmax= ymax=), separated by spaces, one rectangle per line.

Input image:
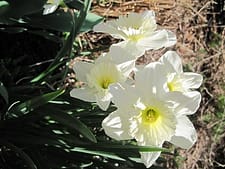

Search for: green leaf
xmin=72 ymin=144 xmax=168 ymax=165
xmin=30 ymin=11 xmax=75 ymax=83
xmin=30 ymin=0 xmax=92 ymax=83
xmin=25 ymin=9 xmax=74 ymax=32
xmin=30 ymin=61 xmax=65 ymax=83
xmin=84 ymin=144 xmax=168 ymax=153
xmin=79 ymin=12 xmax=103 ymax=33
xmin=0 ymin=81 xmax=8 ymax=104
xmin=1 ymin=132 xmax=62 ymax=146
xmin=28 ymin=30 xmax=63 ymax=43
xmin=48 ymin=108 xmax=97 ymax=143
xmin=0 ymin=27 xmax=27 ymax=33
xmin=73 ymin=0 xmax=92 ymax=35
xmin=0 ymin=0 xmax=8 ymax=7
xmin=64 ymin=0 xmax=84 ymax=10
xmin=8 ymin=89 xmax=65 ymax=116
xmin=72 ymin=147 xmax=125 ymax=161
xmin=2 ymin=0 xmax=45 ymax=18
xmin=0 ymin=141 xmax=37 ymax=169
xmin=0 ymin=1 xmax=10 ymax=23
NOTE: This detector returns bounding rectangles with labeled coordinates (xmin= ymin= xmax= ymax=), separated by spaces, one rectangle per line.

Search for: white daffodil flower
xmin=70 ymin=54 xmax=135 ymax=111
xmin=94 ymin=10 xmax=176 ymax=61
xmin=102 ymin=61 xmax=201 ymax=168
xmin=158 ymin=51 xmax=203 ymax=93
xmin=43 ymin=0 xmax=61 ymax=15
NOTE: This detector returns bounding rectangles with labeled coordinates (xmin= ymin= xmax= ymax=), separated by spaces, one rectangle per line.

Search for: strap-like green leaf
xmin=8 ymin=89 xmax=65 ymax=116
xmin=25 ymin=10 xmax=74 ymax=33
xmin=73 ymin=0 xmax=92 ymax=35
xmin=49 ymin=108 xmax=97 ymax=143
xmin=83 ymin=143 xmax=168 ymax=152
xmin=64 ymin=0 xmax=84 ymax=10
xmin=1 ymin=0 xmax=45 ymax=18
xmin=0 ymin=1 xmax=8 ymax=7
xmin=0 ymin=141 xmax=37 ymax=169
xmin=79 ymin=12 xmax=103 ymax=33
xmin=0 ymin=81 xmax=8 ymax=104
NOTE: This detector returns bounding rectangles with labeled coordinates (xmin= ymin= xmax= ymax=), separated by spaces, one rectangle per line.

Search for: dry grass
xmin=75 ymin=0 xmax=225 ymax=168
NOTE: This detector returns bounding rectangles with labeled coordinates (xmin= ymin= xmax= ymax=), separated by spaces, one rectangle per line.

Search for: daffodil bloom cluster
xmin=102 ymin=53 xmax=202 ymax=167
xmin=70 ymin=10 xmax=202 ymax=168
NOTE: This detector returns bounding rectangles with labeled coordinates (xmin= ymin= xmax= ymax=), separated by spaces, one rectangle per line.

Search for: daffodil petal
xmin=168 ymin=91 xmax=201 ymax=116
xmin=124 ymin=41 xmax=146 ymax=58
xmin=117 ymin=60 xmax=135 ymax=77
xmin=141 ymin=10 xmax=155 ymax=18
xmin=109 ymin=83 xmax=139 ymax=112
xmin=140 ymin=151 xmax=161 ymax=168
xmin=43 ymin=0 xmax=61 ymax=15
xmin=102 ymin=110 xmax=133 ymax=140
xmin=170 ymin=115 xmax=197 ymax=149
xmin=181 ymin=73 xmax=203 ymax=89
xmin=93 ymin=20 xmax=126 ymax=39
xmin=95 ymin=92 xmax=112 ymax=111
xmin=95 ymin=53 xmax=112 ymax=64
xmin=135 ymin=62 xmax=168 ymax=97
xmin=43 ymin=4 xmax=58 ymax=15
xmin=73 ymin=62 xmax=94 ymax=82
xmin=140 ymin=30 xmax=176 ymax=50
xmin=70 ymin=87 xmax=96 ymax=102
xmin=159 ymin=51 xmax=183 ymax=73
xmin=109 ymin=42 xmax=145 ymax=63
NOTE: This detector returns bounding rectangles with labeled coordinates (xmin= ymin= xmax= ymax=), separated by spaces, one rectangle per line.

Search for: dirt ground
xmin=78 ymin=0 xmax=225 ymax=168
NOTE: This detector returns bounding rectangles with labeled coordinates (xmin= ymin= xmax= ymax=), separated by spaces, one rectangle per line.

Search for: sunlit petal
xmin=170 ymin=116 xmax=197 ymax=149
xmin=43 ymin=0 xmax=61 ymax=15
xmin=73 ymin=61 xmax=94 ymax=82
xmin=167 ymin=91 xmax=201 ymax=116
xmin=95 ymin=92 xmax=112 ymax=111
xmin=139 ymin=30 xmax=176 ymax=50
xmin=181 ymin=73 xmax=203 ymax=89
xmin=102 ymin=110 xmax=133 ymax=140
xmin=140 ymin=151 xmax=161 ymax=168
xmin=70 ymin=87 xmax=96 ymax=102
xmin=159 ymin=51 xmax=183 ymax=73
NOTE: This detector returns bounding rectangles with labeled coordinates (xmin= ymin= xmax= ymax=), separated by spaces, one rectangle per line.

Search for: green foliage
xmin=0 ymin=0 xmax=45 ymax=22
xmin=0 ymin=82 xmax=8 ymax=104
xmin=202 ymin=94 xmax=225 ymax=143
xmin=213 ymin=95 xmax=225 ymax=141
xmin=0 ymin=0 xmax=166 ymax=168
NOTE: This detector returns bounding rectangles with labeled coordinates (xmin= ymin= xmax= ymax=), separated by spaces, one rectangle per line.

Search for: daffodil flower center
xmin=123 ymin=27 xmax=144 ymax=42
xmin=100 ymin=78 xmax=113 ymax=89
xmin=128 ymin=34 xmax=144 ymax=41
xmin=167 ymin=74 xmax=183 ymax=92
xmin=142 ymin=107 xmax=160 ymax=124
xmin=87 ymin=62 xmax=121 ymax=91
xmin=167 ymin=81 xmax=175 ymax=91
